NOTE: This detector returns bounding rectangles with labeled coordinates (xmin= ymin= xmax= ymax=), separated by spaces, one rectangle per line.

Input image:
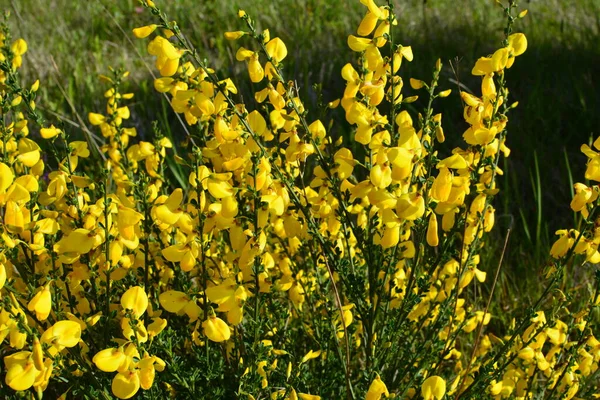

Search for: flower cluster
xmin=0 ymin=1 xmax=599 ymax=399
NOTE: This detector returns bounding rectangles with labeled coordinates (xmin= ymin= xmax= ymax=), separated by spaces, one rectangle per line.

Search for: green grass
xmin=7 ymin=0 xmax=600 ymax=317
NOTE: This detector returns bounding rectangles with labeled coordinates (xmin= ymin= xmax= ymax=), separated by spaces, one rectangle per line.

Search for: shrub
xmin=0 ymin=0 xmax=598 ymax=399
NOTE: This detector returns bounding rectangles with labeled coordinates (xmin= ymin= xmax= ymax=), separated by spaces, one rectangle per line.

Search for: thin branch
xmin=456 ymin=228 xmax=511 ymax=399
xmin=322 ymin=255 xmax=356 ymax=400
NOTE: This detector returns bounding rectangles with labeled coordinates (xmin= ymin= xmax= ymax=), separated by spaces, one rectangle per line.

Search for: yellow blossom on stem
xmin=422 ymin=376 xmax=446 ymax=400
xmin=112 ymin=370 xmax=141 ymax=399
xmin=202 ymin=315 xmax=231 ymax=342
xmin=366 ymin=374 xmax=389 ymax=399
xmin=132 ymin=24 xmax=158 ymax=39
xmin=4 ymin=351 xmax=38 ymax=391
xmin=40 ymin=124 xmax=61 ymax=139
xmin=93 ymin=348 xmax=127 ymax=372
xmin=265 ymin=37 xmax=287 ymax=63
xmin=40 ymin=320 xmax=82 ymax=352
xmin=121 ymin=286 xmax=149 ymax=319
xmin=224 ymin=31 xmax=246 ymax=40
xmin=27 ymin=283 xmax=52 ymax=321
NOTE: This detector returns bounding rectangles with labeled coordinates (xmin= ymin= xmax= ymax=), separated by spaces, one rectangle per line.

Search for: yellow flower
xmin=154 ymin=189 xmax=184 ymax=225
xmin=224 ymin=31 xmax=245 ymax=40
xmin=366 ymin=374 xmax=389 ymax=400
xmin=93 ymin=348 xmax=127 ymax=372
xmin=4 ymin=351 xmax=38 ymax=391
xmin=546 ymin=320 xmax=568 ymax=345
xmin=121 ymin=286 xmax=149 ymax=319
xmin=370 ymin=164 xmax=392 ymax=189
xmin=159 ymin=290 xmax=191 ymax=314
xmin=207 ymin=173 xmax=235 ymax=199
xmin=298 ymin=394 xmax=321 ymax=400
xmin=431 ymin=167 xmax=453 ymax=202
xmin=581 ymin=137 xmax=600 ymax=181
xmin=347 ymin=35 xmax=372 ymax=52
xmin=202 ymin=315 xmax=231 ymax=342
xmin=147 ymin=317 xmax=167 ymax=338
xmin=0 ymin=263 xmax=6 ymax=290
xmin=67 ymin=141 xmax=90 ymax=170
xmin=121 ymin=317 xmax=148 ymax=343
xmin=396 ymin=192 xmax=425 ymax=221
xmin=301 ymin=349 xmax=321 ymax=363
xmin=410 ymin=78 xmax=425 ymax=90
xmin=334 ymin=148 xmax=356 ymax=179
xmin=550 ymin=230 xmax=574 ymax=259
xmin=132 ymin=24 xmax=158 ymax=39
xmin=10 ymin=38 xmax=28 ymax=69
xmin=358 ymin=11 xmax=379 ymax=36
xmin=422 ymin=376 xmax=446 ymax=400
xmin=4 ymin=200 xmax=25 ymax=233
xmin=155 ymin=289 xmax=196 ymax=320
xmin=360 ymin=0 xmax=383 ymax=18
xmin=88 ymin=112 xmax=106 ymax=125
xmin=41 ymin=320 xmax=82 ymax=351
xmin=336 ymin=304 xmax=354 ymax=338
xmin=117 ymin=205 xmax=145 ymax=246
xmin=437 ymin=153 xmax=468 ymax=169
xmin=53 ymin=228 xmax=96 ymax=255
xmin=40 ymin=124 xmax=61 ymax=139
xmin=11 ymin=38 xmax=28 ymax=56
xmin=248 ymin=54 xmax=265 ymax=83
xmin=490 ymin=47 xmax=509 ymax=71
xmin=32 ymin=337 xmax=44 ymax=371
xmin=161 ymin=240 xmax=200 ymax=272
xmin=517 ymin=346 xmax=535 ymax=360
xmin=147 ymin=36 xmax=185 ymax=77
xmin=0 ymin=162 xmax=15 ymax=194
xmin=265 ymin=37 xmax=287 ymax=64
xmin=427 ymin=213 xmax=439 ymax=247
xmin=508 ymin=33 xmax=527 ymax=57
xmin=380 ymin=224 xmax=400 ymax=249
xmin=17 ymin=137 xmax=41 ymax=167
xmin=206 ymin=278 xmax=248 ymax=325
xmin=139 ymin=354 xmax=160 ymax=389
xmin=236 ymin=47 xmax=264 ymax=83
xmin=112 ymin=370 xmax=141 ymax=399
xmin=27 ymin=284 xmax=52 ymax=321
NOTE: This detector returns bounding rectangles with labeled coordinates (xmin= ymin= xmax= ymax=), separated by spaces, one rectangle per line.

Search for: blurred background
xmin=8 ymin=0 xmax=600 ymax=302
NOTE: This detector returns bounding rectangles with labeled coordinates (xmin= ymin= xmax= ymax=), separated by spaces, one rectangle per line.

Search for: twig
xmin=322 ymin=255 xmax=356 ymax=400
xmin=455 ymin=228 xmax=511 ymax=399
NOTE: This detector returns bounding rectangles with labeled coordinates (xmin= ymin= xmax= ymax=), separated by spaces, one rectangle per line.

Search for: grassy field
xmin=7 ymin=0 xmax=600 ymax=305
